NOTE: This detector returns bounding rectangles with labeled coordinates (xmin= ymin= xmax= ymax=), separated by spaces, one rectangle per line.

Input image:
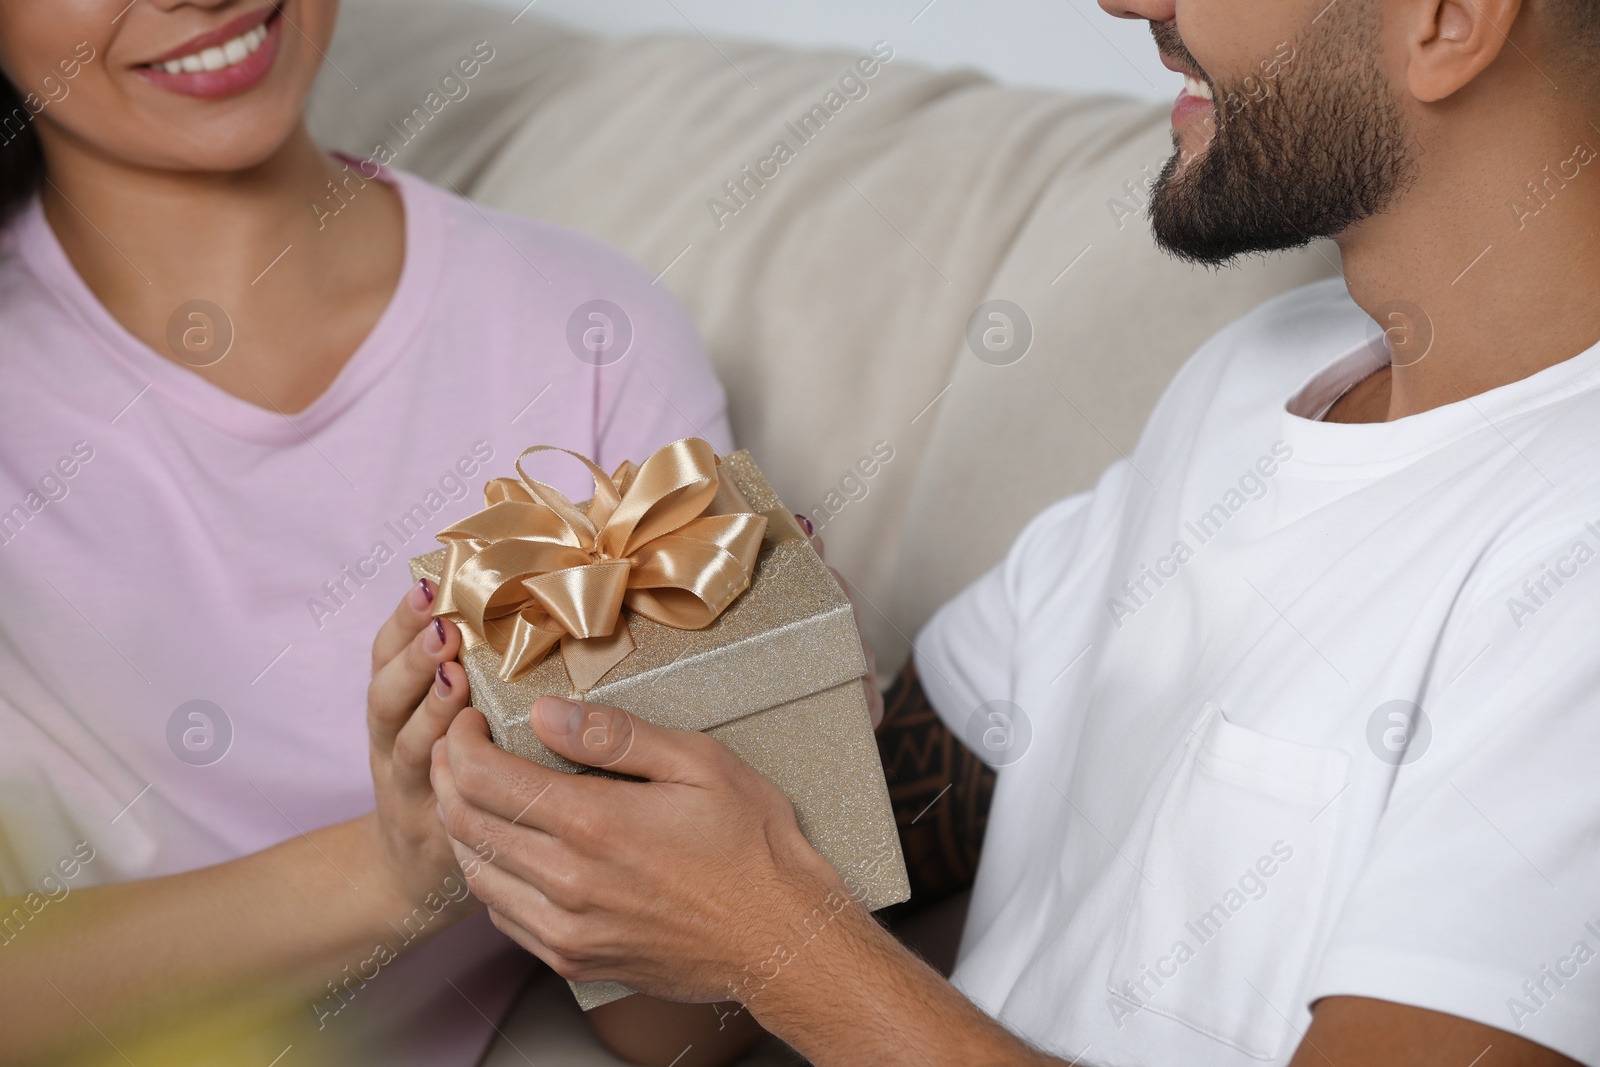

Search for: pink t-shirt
xmin=0 ymin=168 xmax=731 ymax=1064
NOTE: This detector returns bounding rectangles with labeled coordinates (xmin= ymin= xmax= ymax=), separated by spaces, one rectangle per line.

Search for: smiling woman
xmin=0 ymin=2 xmax=737 ymax=1065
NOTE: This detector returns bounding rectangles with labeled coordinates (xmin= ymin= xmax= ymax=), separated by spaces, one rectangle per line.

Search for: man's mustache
xmin=1150 ymin=19 xmax=1206 ymax=80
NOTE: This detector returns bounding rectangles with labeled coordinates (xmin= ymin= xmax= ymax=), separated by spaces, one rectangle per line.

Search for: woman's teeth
xmin=1184 ymin=73 xmax=1215 ymax=102
xmin=155 ymin=22 xmax=269 ymax=74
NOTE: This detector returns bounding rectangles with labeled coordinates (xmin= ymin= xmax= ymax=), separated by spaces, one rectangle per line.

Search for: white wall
xmin=489 ymin=0 xmax=1179 ymax=104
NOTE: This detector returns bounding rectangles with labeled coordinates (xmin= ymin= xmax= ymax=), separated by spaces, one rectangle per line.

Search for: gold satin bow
xmin=430 ymin=438 xmax=769 ymax=693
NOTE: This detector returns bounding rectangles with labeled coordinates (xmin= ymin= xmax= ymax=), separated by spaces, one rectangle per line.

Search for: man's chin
xmin=1148 ymin=164 xmax=1326 ymax=267
xmin=1170 ymin=120 xmax=1216 ymax=171
xmin=1149 ymin=229 xmax=1244 ymax=267
xmin=1149 ymin=198 xmax=1290 ymax=268
xmin=1146 ymin=162 xmax=1236 ymax=267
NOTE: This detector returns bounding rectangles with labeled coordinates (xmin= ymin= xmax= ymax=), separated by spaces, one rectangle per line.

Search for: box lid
xmin=410 ymin=451 xmax=869 ymax=747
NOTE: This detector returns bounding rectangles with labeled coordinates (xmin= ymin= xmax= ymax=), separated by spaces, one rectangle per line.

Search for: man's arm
xmin=743 ymin=901 xmax=1581 ymax=1067
xmin=433 ymin=699 xmax=1580 ymax=1067
xmin=876 ymin=662 xmax=996 ymax=922
xmin=740 ymin=895 xmax=1581 ymax=1067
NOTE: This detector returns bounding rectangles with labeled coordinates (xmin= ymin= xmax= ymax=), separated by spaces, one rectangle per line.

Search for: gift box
xmin=411 ymin=440 xmax=910 ymax=1009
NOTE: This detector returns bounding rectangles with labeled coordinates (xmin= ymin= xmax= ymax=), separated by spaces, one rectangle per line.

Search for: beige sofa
xmin=308 ymin=2 xmax=1337 ymax=1062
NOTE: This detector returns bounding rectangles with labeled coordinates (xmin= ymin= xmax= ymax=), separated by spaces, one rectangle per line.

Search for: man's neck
xmin=1335 ymin=106 xmax=1600 ymax=424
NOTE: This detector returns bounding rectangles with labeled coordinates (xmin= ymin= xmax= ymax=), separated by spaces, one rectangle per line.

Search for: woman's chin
xmin=126 ymin=115 xmax=317 ymax=179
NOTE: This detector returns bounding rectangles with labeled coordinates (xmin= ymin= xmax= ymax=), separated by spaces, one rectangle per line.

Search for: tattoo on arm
xmin=876 ymin=661 xmax=996 ymax=920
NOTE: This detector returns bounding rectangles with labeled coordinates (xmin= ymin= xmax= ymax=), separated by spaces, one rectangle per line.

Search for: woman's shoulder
xmin=399 ymin=171 xmax=670 ymax=304
xmin=394 ymin=170 xmax=731 ymax=450
xmin=0 ymin=199 xmax=50 ymax=305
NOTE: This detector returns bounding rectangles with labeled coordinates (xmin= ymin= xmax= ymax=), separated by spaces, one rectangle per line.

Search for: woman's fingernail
xmin=794 ymin=513 xmax=814 ymax=537
xmin=435 ymin=663 xmax=453 ymax=696
xmin=419 ymin=578 xmax=435 ymax=604
xmin=425 ymin=618 xmax=446 ymax=654
xmin=410 ymin=579 xmax=434 ymax=611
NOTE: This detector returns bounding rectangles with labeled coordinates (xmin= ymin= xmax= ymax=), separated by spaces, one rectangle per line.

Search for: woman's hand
xmin=799 ymin=516 xmax=885 ymax=729
xmin=367 ymin=579 xmax=479 ymax=913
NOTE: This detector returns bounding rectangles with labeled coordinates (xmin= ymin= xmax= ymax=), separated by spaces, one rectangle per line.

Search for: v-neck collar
xmin=13 ymin=163 xmax=442 ymax=444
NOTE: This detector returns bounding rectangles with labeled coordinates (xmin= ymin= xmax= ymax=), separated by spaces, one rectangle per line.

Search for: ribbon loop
xmin=432 ymin=439 xmax=767 ymax=691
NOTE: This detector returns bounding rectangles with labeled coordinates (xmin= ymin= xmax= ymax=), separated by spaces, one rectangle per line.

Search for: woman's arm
xmin=1 ymin=815 xmax=421 ymax=1062
xmin=0 ymin=582 xmax=476 ymax=1064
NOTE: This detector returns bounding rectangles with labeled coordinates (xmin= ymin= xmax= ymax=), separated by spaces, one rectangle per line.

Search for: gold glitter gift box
xmin=410 ymin=447 xmax=910 ymax=1009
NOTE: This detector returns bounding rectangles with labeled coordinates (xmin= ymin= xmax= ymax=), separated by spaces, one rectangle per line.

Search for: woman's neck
xmin=35 ymin=123 xmax=405 ymax=413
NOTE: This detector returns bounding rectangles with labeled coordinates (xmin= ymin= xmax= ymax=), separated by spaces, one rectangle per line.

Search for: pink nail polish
xmin=425 ymin=618 xmax=446 ymax=654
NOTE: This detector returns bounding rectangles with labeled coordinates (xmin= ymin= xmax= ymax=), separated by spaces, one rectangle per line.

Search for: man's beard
xmin=1148 ymin=7 xmax=1418 ymax=265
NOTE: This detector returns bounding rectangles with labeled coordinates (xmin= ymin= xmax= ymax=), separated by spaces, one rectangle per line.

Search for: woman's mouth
xmin=152 ymin=21 xmax=271 ymax=75
xmin=136 ymin=6 xmax=283 ymax=100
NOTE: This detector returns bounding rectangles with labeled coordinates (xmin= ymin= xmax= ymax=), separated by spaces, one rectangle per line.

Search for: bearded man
xmin=434 ymin=0 xmax=1600 ymax=1063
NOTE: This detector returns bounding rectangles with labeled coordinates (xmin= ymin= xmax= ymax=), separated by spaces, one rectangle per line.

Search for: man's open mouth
xmin=1181 ymin=73 xmax=1214 ymax=102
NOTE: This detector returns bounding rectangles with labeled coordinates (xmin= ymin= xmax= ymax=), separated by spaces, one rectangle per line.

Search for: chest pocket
xmin=1106 ymin=703 xmax=1349 ymax=1060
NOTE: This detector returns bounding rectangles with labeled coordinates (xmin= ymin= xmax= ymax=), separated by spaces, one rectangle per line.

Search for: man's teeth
xmin=1184 ymin=73 xmax=1214 ymax=102
xmin=158 ymin=22 xmax=269 ymax=74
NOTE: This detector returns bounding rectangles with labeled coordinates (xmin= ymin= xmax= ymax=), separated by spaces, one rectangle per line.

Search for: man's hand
xmin=431 ymin=697 xmax=849 ymax=1001
xmin=430 ymin=697 xmax=1042 ymax=1063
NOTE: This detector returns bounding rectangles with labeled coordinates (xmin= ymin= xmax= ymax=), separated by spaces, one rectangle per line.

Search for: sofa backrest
xmin=309 ymin=0 xmax=1338 ymax=675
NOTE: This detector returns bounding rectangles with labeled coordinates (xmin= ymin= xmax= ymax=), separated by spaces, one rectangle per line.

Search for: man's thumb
xmin=530 ymin=696 xmax=708 ymax=782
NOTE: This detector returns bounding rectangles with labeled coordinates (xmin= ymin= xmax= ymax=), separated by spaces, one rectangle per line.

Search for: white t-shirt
xmin=917 ymin=278 xmax=1600 ymax=1066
